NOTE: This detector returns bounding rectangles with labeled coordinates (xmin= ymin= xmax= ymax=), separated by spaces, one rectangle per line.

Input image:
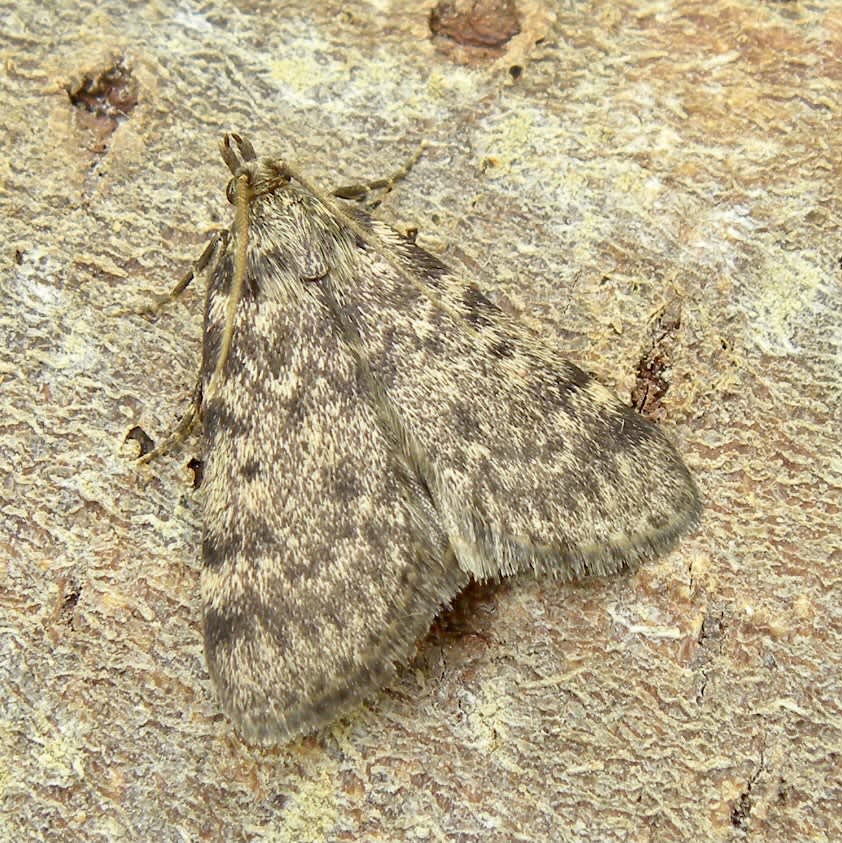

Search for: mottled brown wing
xmin=199 ymin=192 xmax=465 ymax=744
xmin=323 ymin=217 xmax=701 ymax=580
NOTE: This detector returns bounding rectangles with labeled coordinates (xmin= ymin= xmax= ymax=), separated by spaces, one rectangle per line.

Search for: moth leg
xmin=131 ymin=231 xmax=227 ymax=463
xmin=121 ymin=231 xmax=228 ymax=318
xmin=330 ymin=142 xmax=427 ymax=209
xmin=136 ymin=379 xmax=203 ymax=465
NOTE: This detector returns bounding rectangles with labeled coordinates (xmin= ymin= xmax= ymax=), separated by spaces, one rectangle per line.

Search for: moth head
xmin=220 ymin=133 xmax=292 ymax=202
xmin=224 ymin=163 xmax=292 ymax=204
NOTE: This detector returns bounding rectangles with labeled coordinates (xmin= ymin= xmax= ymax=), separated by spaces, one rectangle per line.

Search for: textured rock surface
xmin=1 ymin=1 xmax=839 ymax=841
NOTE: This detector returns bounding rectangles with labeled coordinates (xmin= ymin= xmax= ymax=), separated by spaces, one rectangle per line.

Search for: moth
xmin=143 ymin=133 xmax=700 ymax=744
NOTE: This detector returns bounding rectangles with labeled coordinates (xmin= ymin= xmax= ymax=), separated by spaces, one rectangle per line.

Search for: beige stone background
xmin=1 ymin=0 xmax=840 ymax=840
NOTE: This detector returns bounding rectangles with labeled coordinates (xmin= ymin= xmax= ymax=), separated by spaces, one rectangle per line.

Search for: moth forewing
xmin=308 ymin=189 xmax=701 ymax=581
xmin=197 ymin=135 xmax=466 ymax=743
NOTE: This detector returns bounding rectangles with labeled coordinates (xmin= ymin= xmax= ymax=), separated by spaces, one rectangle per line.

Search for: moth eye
xmin=266 ymin=162 xmax=292 ymax=184
xmin=226 ymin=179 xmax=237 ymax=204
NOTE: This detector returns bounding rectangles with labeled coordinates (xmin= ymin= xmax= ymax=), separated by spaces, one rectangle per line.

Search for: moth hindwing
xmin=175 ymin=133 xmax=700 ymax=743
